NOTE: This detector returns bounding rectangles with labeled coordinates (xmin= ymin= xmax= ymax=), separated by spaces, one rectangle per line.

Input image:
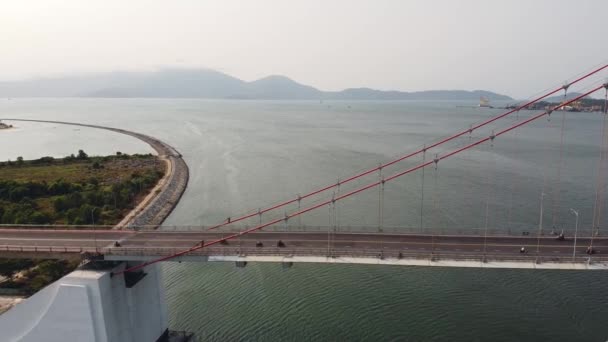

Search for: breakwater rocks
xmin=128 ymin=154 xmax=189 ymax=229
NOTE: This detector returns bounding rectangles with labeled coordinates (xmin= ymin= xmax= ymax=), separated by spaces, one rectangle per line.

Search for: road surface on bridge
xmin=1 ymin=229 xmax=606 ymax=260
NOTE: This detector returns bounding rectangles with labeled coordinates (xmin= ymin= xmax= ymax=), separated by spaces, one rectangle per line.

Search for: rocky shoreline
xmin=124 ymin=152 xmax=189 ymax=229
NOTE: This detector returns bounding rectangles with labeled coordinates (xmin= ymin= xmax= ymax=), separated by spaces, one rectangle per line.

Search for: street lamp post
xmin=91 ymin=207 xmax=98 ymax=253
xmin=569 ymin=208 xmax=579 ymax=261
xmin=536 ymin=192 xmax=546 ymax=256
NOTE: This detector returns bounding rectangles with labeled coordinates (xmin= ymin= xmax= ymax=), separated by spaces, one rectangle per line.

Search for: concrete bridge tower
xmin=0 ymin=262 xmax=169 ymax=342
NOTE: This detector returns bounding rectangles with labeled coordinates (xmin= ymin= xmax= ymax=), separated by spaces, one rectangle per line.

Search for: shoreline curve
xmin=1 ymin=118 xmax=189 ymax=230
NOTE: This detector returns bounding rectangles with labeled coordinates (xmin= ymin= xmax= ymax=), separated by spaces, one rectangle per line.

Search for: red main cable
xmin=207 ymin=64 xmax=608 ymax=230
xmin=114 ymin=85 xmax=603 ymax=275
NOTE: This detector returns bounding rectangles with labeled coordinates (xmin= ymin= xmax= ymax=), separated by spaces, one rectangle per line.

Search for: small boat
xmin=479 ymin=97 xmax=493 ymax=108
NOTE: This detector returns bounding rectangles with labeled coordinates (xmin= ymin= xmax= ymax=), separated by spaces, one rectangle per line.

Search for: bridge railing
xmin=0 ymin=245 xmax=97 ymax=254
xmin=3 ymin=244 xmax=607 ymax=265
xmin=0 ymin=224 xmax=116 ymax=231
xmin=102 ymin=246 xmax=608 ymax=264
xmin=154 ymin=225 xmax=600 ymax=238
xmin=0 ymin=224 xmax=600 ymax=239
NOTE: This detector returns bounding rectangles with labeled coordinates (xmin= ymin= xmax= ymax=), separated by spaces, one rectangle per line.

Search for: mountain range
xmin=0 ymin=69 xmax=512 ymax=101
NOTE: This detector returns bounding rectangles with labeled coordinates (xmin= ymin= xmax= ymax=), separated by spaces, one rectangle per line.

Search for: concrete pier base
xmin=0 ymin=263 xmax=168 ymax=342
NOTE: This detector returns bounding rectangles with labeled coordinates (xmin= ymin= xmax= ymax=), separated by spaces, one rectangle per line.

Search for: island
xmin=506 ymin=94 xmax=607 ymax=113
xmin=0 ymin=121 xmax=13 ymax=129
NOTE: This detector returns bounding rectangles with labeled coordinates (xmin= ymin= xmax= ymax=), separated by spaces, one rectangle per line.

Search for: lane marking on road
xmin=0 ymin=238 xmax=118 ymax=242
xmin=0 ymin=229 xmax=134 ymax=235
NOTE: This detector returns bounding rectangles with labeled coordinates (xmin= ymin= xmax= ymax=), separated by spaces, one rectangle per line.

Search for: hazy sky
xmin=2 ymin=0 xmax=607 ymax=97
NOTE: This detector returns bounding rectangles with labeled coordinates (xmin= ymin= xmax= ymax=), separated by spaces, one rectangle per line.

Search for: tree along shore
xmin=0 ymin=151 xmax=164 ymax=297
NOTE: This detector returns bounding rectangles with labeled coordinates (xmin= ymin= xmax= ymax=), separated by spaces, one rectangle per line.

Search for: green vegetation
xmin=522 ymin=98 xmax=607 ymax=112
xmin=0 ymin=259 xmax=80 ymax=294
xmin=0 ymin=259 xmax=35 ymax=278
xmin=0 ymin=151 xmax=165 ymax=296
xmin=0 ymin=151 xmax=164 ymax=225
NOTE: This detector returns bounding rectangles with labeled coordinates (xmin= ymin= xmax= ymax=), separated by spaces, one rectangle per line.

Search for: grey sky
xmin=2 ymin=0 xmax=607 ymax=98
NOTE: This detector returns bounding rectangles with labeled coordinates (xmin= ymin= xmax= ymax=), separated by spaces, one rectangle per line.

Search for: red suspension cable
xmin=114 ymin=85 xmax=603 ymax=275
xmin=208 ymin=64 xmax=608 ymax=230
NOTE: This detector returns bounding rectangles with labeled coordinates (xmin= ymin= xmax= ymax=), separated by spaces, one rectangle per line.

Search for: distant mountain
xmin=0 ymin=69 xmax=512 ymax=100
xmin=327 ymin=88 xmax=511 ymax=101
xmin=245 ymin=75 xmax=322 ymax=99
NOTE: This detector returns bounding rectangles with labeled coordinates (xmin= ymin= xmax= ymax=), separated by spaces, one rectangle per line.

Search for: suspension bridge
xmin=2 ymin=64 xmax=608 ymax=341
xmin=1 ymin=64 xmax=608 ymax=272
xmin=1 ymin=226 xmax=607 ymax=270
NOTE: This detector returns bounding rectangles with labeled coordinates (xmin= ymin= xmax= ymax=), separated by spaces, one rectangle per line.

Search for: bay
xmin=1 ymin=98 xmax=606 ymax=341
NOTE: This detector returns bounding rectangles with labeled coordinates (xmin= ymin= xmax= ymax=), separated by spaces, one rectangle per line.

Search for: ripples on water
xmin=164 ymin=263 xmax=607 ymax=341
xmin=1 ymin=99 xmax=607 ymax=341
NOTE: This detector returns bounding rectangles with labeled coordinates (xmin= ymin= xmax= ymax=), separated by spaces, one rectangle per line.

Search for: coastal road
xmin=0 ymin=118 xmax=189 ymax=228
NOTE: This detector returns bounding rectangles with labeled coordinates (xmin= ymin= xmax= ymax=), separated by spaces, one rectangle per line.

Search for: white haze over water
xmin=2 ymin=0 xmax=608 ymax=98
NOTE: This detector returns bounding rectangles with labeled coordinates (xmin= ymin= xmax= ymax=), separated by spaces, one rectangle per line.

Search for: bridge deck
xmin=1 ymin=229 xmax=606 ymax=267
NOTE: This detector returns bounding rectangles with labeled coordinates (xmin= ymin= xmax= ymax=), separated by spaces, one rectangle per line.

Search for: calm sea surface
xmin=1 ymin=98 xmax=607 ymax=341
